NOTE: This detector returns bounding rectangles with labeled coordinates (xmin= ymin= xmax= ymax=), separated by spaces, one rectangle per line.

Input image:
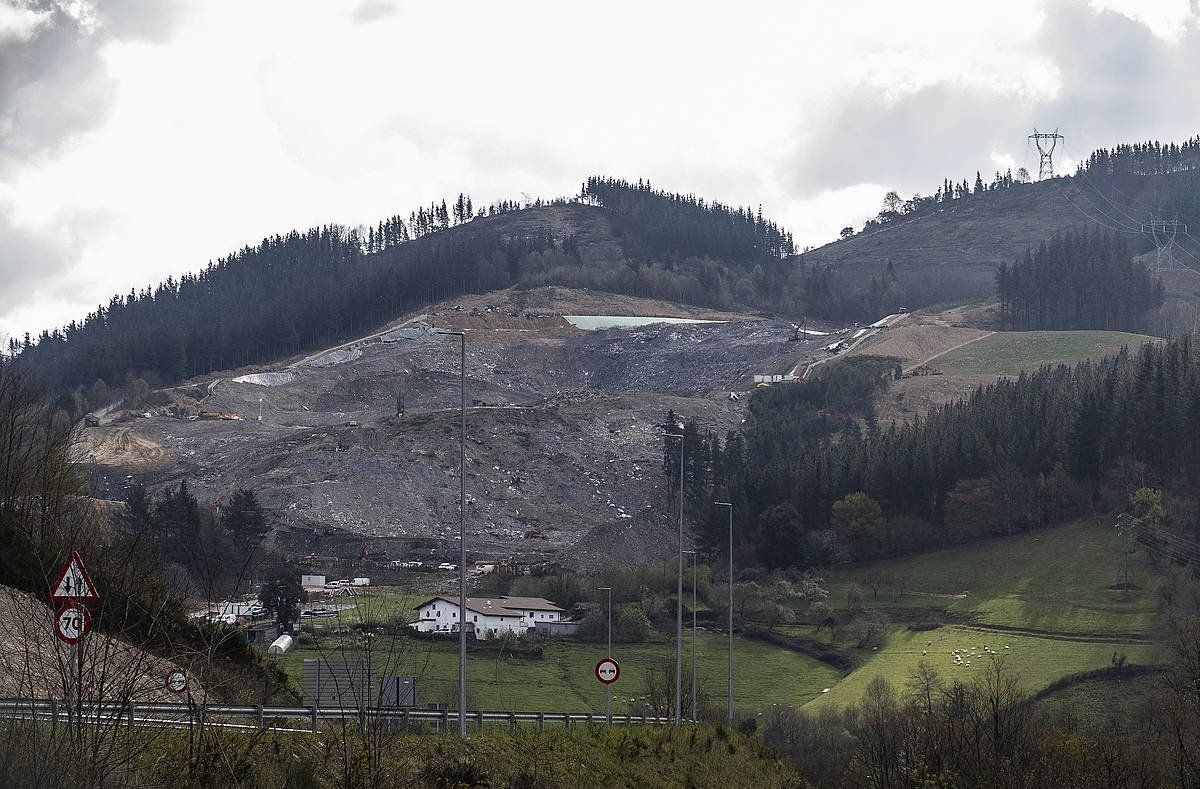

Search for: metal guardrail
xmin=0 ymin=699 xmax=673 ymax=734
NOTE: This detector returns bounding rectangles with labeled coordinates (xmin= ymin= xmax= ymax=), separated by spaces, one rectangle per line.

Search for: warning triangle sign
xmin=50 ymin=551 xmax=99 ymax=602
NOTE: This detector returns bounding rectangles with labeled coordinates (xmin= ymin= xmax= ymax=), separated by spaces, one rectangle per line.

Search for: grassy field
xmin=1034 ymin=671 xmax=1163 ymax=721
xmin=934 ymin=330 xmax=1156 ymax=376
xmin=822 ymin=518 xmax=1162 ymax=636
xmin=803 ymin=518 xmax=1165 ymax=710
xmin=804 ymin=625 xmax=1160 ymax=710
xmin=269 ymin=628 xmax=842 ymax=714
xmin=286 ymin=519 xmax=1164 ymax=716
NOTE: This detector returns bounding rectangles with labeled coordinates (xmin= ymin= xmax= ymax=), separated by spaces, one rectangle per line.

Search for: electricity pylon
xmin=1115 ymin=512 xmax=1136 ymax=594
xmin=1142 ymin=219 xmax=1187 ymax=274
xmin=1029 ymin=129 xmax=1065 ymax=180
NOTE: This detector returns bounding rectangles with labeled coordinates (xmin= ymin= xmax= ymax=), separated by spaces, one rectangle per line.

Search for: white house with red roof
xmin=411 ymin=595 xmax=565 ymax=639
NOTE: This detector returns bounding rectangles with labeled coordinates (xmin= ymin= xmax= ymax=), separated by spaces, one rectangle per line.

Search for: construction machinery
xmin=787 ymin=316 xmax=808 ymax=341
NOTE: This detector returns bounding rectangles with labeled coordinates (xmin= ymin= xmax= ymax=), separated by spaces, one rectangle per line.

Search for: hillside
xmin=0 ymin=585 xmax=191 ymax=702
xmin=800 ymin=169 xmax=1200 ymax=333
xmin=845 ymin=306 xmax=1159 ymax=422
xmin=804 ymin=518 xmax=1164 ymax=710
xmin=80 ymin=286 xmax=845 ymax=567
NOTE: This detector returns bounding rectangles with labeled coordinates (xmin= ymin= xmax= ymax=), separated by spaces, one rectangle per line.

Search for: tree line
xmin=580 ymin=176 xmax=794 ymax=261
xmin=14 ymin=217 xmax=560 ymax=402
xmin=1080 ymin=136 xmax=1200 ymax=177
xmin=8 ymin=178 xmax=861 ymax=407
xmin=670 ymin=335 xmax=1200 ymax=568
xmin=996 ymin=227 xmax=1163 ymax=331
xmin=858 ymin=168 xmax=1028 ymax=236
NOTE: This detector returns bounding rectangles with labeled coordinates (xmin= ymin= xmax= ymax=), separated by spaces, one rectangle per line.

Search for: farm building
xmin=411 ymin=595 xmax=565 ymax=639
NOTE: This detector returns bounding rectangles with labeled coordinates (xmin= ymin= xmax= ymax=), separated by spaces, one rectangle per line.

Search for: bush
xmin=845 ymin=610 xmax=889 ymax=649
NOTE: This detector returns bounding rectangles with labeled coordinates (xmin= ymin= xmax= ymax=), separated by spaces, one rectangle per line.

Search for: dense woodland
xmin=996 ymin=228 xmax=1163 ymax=331
xmin=1080 ymin=136 xmax=1200 ymax=176
xmin=671 ymin=335 xmax=1200 ymax=568
xmin=578 ymin=177 xmax=795 ymax=260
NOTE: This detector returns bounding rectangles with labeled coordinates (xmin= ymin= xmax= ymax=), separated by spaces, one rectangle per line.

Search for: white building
xmin=411 ymin=595 xmax=565 ymax=639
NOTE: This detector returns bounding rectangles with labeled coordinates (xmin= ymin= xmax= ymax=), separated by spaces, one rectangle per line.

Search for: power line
xmin=1059 ymin=137 xmax=1148 ymax=228
xmin=1142 ymin=220 xmax=1187 ymax=274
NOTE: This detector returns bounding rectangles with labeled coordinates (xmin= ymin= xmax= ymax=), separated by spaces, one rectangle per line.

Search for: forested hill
xmin=678 ymin=333 xmax=1198 ymax=569
xmin=11 ymin=179 xmax=808 ymax=405
xmin=800 ymin=134 xmax=1200 ymax=329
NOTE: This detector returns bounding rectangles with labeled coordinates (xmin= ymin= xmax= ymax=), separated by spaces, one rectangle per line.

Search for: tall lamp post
xmin=598 ymin=586 xmax=613 ymax=725
xmin=392 ymin=324 xmax=469 ymax=737
xmin=663 ymin=431 xmax=684 ymax=726
xmin=714 ymin=501 xmax=734 ymax=724
xmin=683 ymin=549 xmax=697 ymax=720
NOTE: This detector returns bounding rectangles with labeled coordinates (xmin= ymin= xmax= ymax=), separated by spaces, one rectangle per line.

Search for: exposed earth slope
xmin=82 ymin=287 xmax=846 ymax=567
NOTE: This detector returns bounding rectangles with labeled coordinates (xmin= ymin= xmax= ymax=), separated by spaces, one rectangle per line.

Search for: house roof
xmin=413 ymin=595 xmax=564 ymax=617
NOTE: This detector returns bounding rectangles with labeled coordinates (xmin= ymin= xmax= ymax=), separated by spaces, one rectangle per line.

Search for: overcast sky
xmin=2 ymin=0 xmax=1199 ymax=341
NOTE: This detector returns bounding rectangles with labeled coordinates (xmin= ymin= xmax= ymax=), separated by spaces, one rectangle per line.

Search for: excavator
xmin=787 ymin=316 xmax=808 ymax=341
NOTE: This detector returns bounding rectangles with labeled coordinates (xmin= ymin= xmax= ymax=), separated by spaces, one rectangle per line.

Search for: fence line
xmin=0 ymin=699 xmax=673 ymax=734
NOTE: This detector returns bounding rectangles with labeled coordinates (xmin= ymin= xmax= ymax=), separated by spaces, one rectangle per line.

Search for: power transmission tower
xmin=1028 ymin=128 xmax=1065 ymax=180
xmin=1114 ymin=513 xmax=1136 ymax=595
xmin=1142 ymin=219 xmax=1187 ymax=274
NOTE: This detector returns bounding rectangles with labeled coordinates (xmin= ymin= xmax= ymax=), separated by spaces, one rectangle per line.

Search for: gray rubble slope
xmin=88 ymin=289 xmax=840 ymax=566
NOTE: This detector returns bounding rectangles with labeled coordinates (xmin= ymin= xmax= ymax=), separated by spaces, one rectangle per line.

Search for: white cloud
xmin=2 ymin=0 xmax=1199 ymax=340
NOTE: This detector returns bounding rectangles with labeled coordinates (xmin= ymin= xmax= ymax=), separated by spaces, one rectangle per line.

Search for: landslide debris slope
xmin=85 ymin=287 xmax=837 ymax=567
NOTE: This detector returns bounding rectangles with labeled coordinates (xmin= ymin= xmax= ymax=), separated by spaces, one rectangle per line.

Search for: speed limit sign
xmin=55 ymin=603 xmax=91 ymax=644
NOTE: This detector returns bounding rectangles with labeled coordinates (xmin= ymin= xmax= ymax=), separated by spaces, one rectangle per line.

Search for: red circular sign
xmin=165 ymin=669 xmax=188 ymax=694
xmin=595 ymin=657 xmax=620 ymax=685
xmin=55 ymin=603 xmax=91 ymax=644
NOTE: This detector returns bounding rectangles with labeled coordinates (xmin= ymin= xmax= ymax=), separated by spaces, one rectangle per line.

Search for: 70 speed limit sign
xmin=55 ymin=603 xmax=91 ymax=644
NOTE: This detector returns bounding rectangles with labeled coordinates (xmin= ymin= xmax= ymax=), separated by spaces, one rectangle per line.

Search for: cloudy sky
xmin=2 ymin=0 xmax=1199 ymax=341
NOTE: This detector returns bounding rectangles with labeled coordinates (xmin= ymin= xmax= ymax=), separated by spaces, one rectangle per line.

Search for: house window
xmin=453 ymin=612 xmax=457 ymax=618
xmin=474 ymin=615 xmax=478 ymax=622
xmin=436 ymin=611 xmax=441 ymax=618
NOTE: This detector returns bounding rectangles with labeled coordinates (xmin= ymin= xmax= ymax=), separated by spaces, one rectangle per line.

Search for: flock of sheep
xmin=918 ymin=639 xmax=1011 ymax=667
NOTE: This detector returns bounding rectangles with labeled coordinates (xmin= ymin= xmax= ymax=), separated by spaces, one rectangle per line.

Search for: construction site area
xmin=79 ymin=287 xmax=847 ymax=568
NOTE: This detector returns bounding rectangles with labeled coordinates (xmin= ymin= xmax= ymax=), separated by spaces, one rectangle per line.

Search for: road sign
xmin=55 ymin=603 xmax=91 ymax=644
xmin=50 ymin=551 xmax=99 ymax=603
xmin=595 ymin=657 xmax=620 ymax=685
xmin=165 ymin=669 xmax=188 ymax=695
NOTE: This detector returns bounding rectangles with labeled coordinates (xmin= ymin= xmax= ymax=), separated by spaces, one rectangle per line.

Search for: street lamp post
xmin=598 ymin=586 xmax=612 ymax=725
xmin=683 ymin=549 xmax=697 ymax=720
xmin=714 ymin=501 xmax=734 ymax=724
xmin=443 ymin=330 xmax=468 ymax=739
xmin=392 ymin=324 xmax=469 ymax=737
xmin=663 ymin=431 xmax=684 ymax=726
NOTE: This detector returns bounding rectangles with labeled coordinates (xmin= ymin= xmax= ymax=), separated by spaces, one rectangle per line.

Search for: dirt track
xmin=81 ymin=427 xmax=173 ymax=470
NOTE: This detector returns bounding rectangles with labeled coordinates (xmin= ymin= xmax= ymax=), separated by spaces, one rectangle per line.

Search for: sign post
xmin=50 ymin=551 xmax=100 ymax=728
xmin=595 ymin=656 xmax=620 ymax=725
